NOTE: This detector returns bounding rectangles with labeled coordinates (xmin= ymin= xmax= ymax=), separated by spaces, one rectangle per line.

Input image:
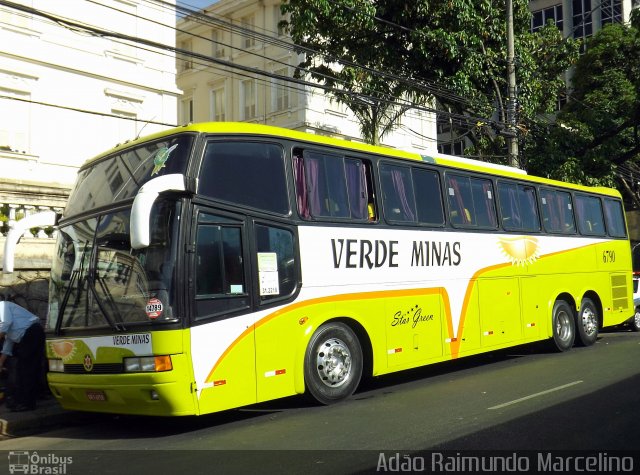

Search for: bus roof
xmin=87 ymin=122 xmax=622 ymax=199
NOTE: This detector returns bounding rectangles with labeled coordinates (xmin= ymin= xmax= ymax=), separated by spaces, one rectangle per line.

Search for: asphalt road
xmin=1 ymin=329 xmax=639 ymax=474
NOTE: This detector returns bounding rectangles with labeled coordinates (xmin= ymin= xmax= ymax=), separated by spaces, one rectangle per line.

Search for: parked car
xmin=632 ymin=274 xmax=640 ymax=332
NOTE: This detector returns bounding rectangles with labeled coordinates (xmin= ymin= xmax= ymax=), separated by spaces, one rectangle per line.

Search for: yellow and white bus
xmin=45 ymin=122 xmax=633 ymax=415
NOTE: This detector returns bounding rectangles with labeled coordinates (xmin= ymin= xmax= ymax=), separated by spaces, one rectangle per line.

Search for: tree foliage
xmin=281 ymin=0 xmax=578 ymax=160
xmin=527 ymin=12 xmax=640 ymax=199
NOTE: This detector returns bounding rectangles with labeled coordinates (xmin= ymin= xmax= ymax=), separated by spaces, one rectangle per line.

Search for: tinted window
xmin=575 ymin=194 xmax=606 ymax=236
xmin=603 ymin=198 xmax=627 ymax=238
xmin=446 ymin=174 xmax=497 ymax=228
xmin=200 ymin=141 xmax=289 ymax=215
xmin=414 ymin=168 xmax=445 ymax=225
xmin=255 ymin=224 xmax=297 ymax=303
xmin=539 ymin=188 xmax=576 ymax=234
xmin=194 ymin=213 xmax=249 ymax=320
xmin=65 ymin=135 xmax=193 ymax=217
xmin=295 ymin=150 xmax=372 ymax=220
xmin=380 ymin=164 xmax=416 ymax=223
xmin=498 ymin=183 xmax=540 ymax=232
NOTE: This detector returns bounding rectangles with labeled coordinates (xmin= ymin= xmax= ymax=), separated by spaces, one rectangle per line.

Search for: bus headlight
xmin=48 ymin=359 xmax=64 ymax=372
xmin=123 ymin=355 xmax=172 ymax=373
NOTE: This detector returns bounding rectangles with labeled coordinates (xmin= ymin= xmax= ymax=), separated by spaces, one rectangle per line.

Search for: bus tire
xmin=575 ymin=297 xmax=599 ymax=346
xmin=304 ymin=322 xmax=363 ymax=405
xmin=551 ymin=300 xmax=575 ymax=352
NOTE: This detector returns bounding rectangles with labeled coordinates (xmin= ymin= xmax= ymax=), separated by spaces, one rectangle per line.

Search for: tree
xmin=281 ymin=0 xmax=578 ymax=161
xmin=527 ymin=10 xmax=640 ymax=199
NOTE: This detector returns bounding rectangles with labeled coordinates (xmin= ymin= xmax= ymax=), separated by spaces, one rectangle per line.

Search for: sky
xmin=178 ymin=0 xmax=218 ymax=11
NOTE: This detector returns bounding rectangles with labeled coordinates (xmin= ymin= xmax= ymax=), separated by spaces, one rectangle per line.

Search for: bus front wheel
xmin=304 ymin=322 xmax=363 ymax=405
xmin=551 ymin=300 xmax=575 ymax=352
xmin=575 ymin=298 xmax=599 ymax=346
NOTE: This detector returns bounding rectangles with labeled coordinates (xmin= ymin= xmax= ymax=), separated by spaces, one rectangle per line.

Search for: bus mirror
xmin=130 ymin=174 xmax=187 ymax=249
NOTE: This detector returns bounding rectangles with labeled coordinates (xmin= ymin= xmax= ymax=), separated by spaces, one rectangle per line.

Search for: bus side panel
xmin=520 ymin=276 xmax=543 ymax=339
xmin=384 ymin=289 xmax=444 ymax=367
xmin=191 ymin=317 xmax=257 ymax=415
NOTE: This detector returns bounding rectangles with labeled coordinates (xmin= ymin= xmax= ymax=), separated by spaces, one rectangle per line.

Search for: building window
xmin=241 ymin=79 xmax=256 ymax=120
xmin=178 ymin=39 xmax=193 ymax=71
xmin=212 ymin=29 xmax=224 ymax=58
xmin=572 ymin=0 xmax=593 ymax=49
xmin=210 ymin=88 xmax=225 ymax=122
xmin=272 ymin=67 xmax=289 ymax=112
xmin=600 ymin=0 xmax=622 ymax=26
xmin=438 ymin=141 xmax=464 ymax=156
xmin=181 ymin=97 xmax=193 ymax=124
xmin=0 ymin=89 xmax=30 ymax=153
xmin=241 ymin=15 xmax=256 ymax=49
xmin=531 ymin=4 xmax=563 ymax=32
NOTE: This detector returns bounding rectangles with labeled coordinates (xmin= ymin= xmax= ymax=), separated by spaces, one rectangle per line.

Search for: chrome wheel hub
xmin=581 ymin=307 xmax=597 ymax=336
xmin=556 ymin=311 xmax=572 ymax=342
xmin=315 ymin=338 xmax=352 ymax=388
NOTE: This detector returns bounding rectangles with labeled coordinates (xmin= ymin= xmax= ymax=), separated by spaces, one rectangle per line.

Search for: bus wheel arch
xmin=575 ymin=292 xmax=601 ymax=346
xmin=550 ymin=297 xmax=576 ymax=352
xmin=303 ymin=319 xmax=369 ymax=405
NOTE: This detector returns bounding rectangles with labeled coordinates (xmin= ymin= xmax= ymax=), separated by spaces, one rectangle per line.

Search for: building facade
xmin=1 ymin=0 xmax=180 ymax=307
xmin=529 ymin=0 xmax=638 ymax=41
xmin=1 ymin=0 xmax=180 ymax=233
xmin=176 ymin=0 xmax=438 ymax=154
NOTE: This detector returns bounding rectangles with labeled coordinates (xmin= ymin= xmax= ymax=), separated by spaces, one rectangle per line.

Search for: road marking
xmin=488 ymin=380 xmax=584 ymax=410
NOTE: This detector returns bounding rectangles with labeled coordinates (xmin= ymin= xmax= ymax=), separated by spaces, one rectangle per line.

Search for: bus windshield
xmin=63 ymin=134 xmax=193 ymax=218
xmin=48 ymin=200 xmax=181 ymax=332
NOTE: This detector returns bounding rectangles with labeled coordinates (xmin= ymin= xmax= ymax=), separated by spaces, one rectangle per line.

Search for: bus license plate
xmin=86 ymin=390 xmax=106 ymax=402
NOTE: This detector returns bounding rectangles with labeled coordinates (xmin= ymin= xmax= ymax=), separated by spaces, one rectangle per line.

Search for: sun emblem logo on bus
xmin=83 ymin=354 xmax=94 ymax=372
xmin=498 ymin=236 xmax=540 ymax=266
xmin=50 ymin=340 xmax=76 ymax=361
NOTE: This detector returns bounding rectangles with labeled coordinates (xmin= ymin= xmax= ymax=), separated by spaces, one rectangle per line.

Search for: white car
xmin=632 ymin=274 xmax=640 ymax=332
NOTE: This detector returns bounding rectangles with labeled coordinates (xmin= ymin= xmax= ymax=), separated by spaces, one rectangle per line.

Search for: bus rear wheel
xmin=304 ymin=322 xmax=363 ymax=405
xmin=551 ymin=300 xmax=575 ymax=352
xmin=575 ymin=297 xmax=599 ymax=346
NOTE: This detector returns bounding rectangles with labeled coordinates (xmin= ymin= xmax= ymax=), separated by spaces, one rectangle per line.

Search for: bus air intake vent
xmin=610 ymin=274 xmax=629 ymax=311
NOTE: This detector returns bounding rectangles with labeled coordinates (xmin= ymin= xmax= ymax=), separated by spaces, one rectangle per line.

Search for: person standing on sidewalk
xmin=0 ymin=300 xmax=45 ymax=412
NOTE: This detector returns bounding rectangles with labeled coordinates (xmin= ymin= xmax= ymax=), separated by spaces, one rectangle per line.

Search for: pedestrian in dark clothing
xmin=0 ymin=301 xmax=45 ymax=412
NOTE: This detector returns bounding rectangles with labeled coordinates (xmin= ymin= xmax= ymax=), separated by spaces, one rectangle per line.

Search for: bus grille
xmin=64 ymin=363 xmax=124 ymax=374
xmin=611 ymin=274 xmax=629 ymax=310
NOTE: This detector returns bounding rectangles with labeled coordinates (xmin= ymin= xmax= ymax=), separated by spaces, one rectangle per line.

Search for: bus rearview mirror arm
xmin=130 ymin=174 xmax=195 ymax=249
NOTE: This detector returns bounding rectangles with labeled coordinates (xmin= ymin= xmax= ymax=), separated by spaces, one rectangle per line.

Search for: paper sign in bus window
xmin=258 ymin=252 xmax=279 ymax=296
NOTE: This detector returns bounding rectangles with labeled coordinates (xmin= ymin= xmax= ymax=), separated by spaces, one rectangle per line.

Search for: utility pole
xmin=506 ymin=0 xmax=519 ymax=168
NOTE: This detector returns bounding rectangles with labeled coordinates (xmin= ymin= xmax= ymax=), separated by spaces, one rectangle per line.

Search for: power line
xmin=1 ymin=0 xmax=499 ymax=133
xmin=0 ymin=93 xmax=177 ymax=127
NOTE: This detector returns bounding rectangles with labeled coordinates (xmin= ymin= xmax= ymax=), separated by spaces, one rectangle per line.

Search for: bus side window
xmin=575 ymin=194 xmax=606 ymax=236
xmin=603 ymin=198 xmax=627 ymax=238
xmin=446 ymin=174 xmax=474 ymax=226
xmin=540 ymin=189 xmax=576 ymax=234
xmin=380 ymin=163 xmax=417 ymax=223
xmin=294 ymin=149 xmax=373 ymax=221
xmin=255 ymin=223 xmax=297 ymax=302
xmin=194 ymin=213 xmax=250 ymax=321
xmin=498 ymin=182 xmax=540 ymax=232
xmin=413 ymin=168 xmax=445 ymax=226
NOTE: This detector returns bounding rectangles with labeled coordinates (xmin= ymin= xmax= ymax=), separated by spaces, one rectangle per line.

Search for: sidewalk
xmin=0 ymin=396 xmax=92 ymax=437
